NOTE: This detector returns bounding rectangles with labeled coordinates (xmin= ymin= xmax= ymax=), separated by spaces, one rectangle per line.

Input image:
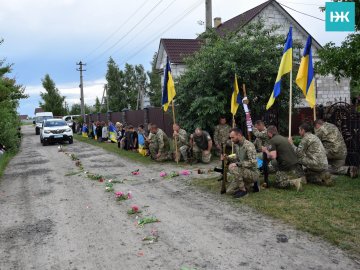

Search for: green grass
xmin=74 ymin=135 xmax=153 ymax=164
xmin=193 ymin=175 xmax=360 ymax=258
xmin=0 ymin=152 xmax=17 ymax=179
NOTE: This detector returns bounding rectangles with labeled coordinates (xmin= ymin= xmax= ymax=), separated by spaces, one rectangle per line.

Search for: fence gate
xmin=322 ymin=101 xmax=360 ymax=167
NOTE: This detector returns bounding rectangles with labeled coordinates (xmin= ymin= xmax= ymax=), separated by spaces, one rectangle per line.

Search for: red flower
xmin=99 ymin=178 xmax=104 ymax=182
xmin=131 ymin=205 xmax=139 ymax=212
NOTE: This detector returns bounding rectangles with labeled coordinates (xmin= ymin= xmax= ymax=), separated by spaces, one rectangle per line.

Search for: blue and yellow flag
xmin=231 ymin=74 xmax=242 ymax=115
xmin=82 ymin=125 xmax=88 ymax=138
xmin=161 ymin=58 xmax=176 ymax=112
xmin=108 ymin=123 xmax=117 ymax=143
xmin=266 ymin=27 xmax=293 ymax=110
xmin=296 ymin=35 xmax=315 ymax=108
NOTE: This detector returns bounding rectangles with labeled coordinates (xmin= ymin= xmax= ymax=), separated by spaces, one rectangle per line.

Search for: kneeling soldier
xmin=224 ymin=128 xmax=259 ymax=198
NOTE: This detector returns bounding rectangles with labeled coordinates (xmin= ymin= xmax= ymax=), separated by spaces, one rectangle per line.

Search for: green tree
xmin=147 ymin=52 xmax=162 ymax=107
xmin=94 ymin=97 xmax=102 ymax=112
xmin=106 ymin=57 xmax=148 ymax=111
xmin=0 ymin=39 xmax=28 ymax=151
xmin=69 ymin=103 xmax=91 ymax=115
xmin=317 ymin=1 xmax=360 ymax=97
xmin=39 ymin=74 xmax=66 ymax=115
xmin=176 ymin=22 xmax=301 ymax=133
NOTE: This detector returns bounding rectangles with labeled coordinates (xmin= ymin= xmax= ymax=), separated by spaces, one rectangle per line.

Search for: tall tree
xmin=0 ymin=39 xmax=28 ymax=151
xmin=106 ymin=57 xmax=127 ymax=111
xmin=147 ymin=52 xmax=162 ymax=107
xmin=176 ymin=22 xmax=301 ymax=133
xmin=94 ymin=97 xmax=102 ymax=112
xmin=39 ymin=74 xmax=66 ymax=115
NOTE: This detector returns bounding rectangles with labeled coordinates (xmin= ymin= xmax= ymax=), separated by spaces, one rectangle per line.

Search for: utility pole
xmin=205 ymin=0 xmax=212 ymax=30
xmin=76 ymin=61 xmax=86 ymax=119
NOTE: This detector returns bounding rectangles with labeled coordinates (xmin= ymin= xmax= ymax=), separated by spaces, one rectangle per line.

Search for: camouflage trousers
xmin=174 ymin=145 xmax=189 ymax=162
xmin=300 ymin=157 xmax=328 ymax=172
xmin=275 ymin=166 xmax=303 ymax=189
xmin=304 ymin=169 xmax=332 ymax=185
xmin=226 ymin=167 xmax=259 ymax=194
xmin=149 ymin=143 xmax=171 ymax=161
xmin=328 ymin=158 xmax=349 ymax=175
xmin=193 ymin=144 xmax=211 ymax=164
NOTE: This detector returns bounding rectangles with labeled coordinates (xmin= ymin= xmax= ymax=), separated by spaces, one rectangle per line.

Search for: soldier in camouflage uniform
xmin=172 ymin=123 xmax=189 ymax=162
xmin=213 ymin=116 xmax=231 ymax=156
xmin=252 ymin=120 xmax=269 ymax=152
xmin=148 ymin=124 xmax=171 ymax=161
xmin=314 ymin=119 xmax=358 ymax=178
xmin=224 ymin=128 xmax=259 ymax=198
xmin=190 ymin=128 xmax=212 ymax=163
xmin=289 ymin=123 xmax=331 ymax=185
xmin=262 ymin=125 xmax=302 ymax=190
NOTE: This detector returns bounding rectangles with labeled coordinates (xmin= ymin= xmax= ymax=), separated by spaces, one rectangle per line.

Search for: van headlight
xmin=44 ymin=130 xmax=51 ymax=134
xmin=65 ymin=128 xmax=72 ymax=132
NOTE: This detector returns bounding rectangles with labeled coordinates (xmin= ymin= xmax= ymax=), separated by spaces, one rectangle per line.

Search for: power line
xmin=83 ymin=0 xmax=148 ymax=60
xmin=279 ymin=3 xmax=325 ymax=21
xmin=87 ymin=0 xmax=164 ymax=64
xmin=120 ymin=0 xmax=203 ymax=65
xmin=278 ymin=1 xmax=322 ymax=7
xmin=111 ymin=0 xmax=178 ymax=57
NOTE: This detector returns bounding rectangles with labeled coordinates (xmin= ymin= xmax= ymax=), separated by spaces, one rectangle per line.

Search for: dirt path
xmin=0 ymin=126 xmax=358 ymax=270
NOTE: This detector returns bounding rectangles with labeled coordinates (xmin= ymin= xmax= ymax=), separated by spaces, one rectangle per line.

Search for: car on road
xmin=33 ymin=112 xmax=53 ymax=135
xmin=40 ymin=119 xmax=73 ymax=145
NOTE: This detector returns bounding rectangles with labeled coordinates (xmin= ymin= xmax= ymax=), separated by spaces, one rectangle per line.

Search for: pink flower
xmin=180 ymin=170 xmax=191 ymax=175
xmin=127 ymin=191 xmax=132 ymax=199
xmin=131 ymin=205 xmax=139 ymax=212
xmin=160 ymin=171 xmax=167 ymax=177
xmin=115 ymin=191 xmax=124 ymax=197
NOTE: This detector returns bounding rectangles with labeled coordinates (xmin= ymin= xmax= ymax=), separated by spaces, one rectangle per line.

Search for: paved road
xmin=0 ymin=126 xmax=358 ymax=270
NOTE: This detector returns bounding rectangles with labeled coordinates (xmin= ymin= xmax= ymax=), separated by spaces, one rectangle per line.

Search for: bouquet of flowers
xmin=86 ymin=173 xmax=104 ymax=181
xmin=105 ymin=182 xmax=114 ymax=192
xmin=127 ymin=205 xmax=142 ymax=215
xmin=137 ymin=216 xmax=159 ymax=227
xmin=115 ymin=191 xmax=132 ymax=201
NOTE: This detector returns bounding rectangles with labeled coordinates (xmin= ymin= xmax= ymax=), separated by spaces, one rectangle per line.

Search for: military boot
xmin=320 ymin=171 xmax=334 ymax=186
xmin=348 ymin=166 xmax=358 ymax=179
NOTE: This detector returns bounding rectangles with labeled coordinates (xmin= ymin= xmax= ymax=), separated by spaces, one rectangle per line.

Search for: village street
xmin=0 ymin=126 xmax=358 ymax=270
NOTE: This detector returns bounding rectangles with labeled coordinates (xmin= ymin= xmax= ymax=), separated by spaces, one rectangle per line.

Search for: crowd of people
xmin=80 ymin=116 xmax=358 ymax=199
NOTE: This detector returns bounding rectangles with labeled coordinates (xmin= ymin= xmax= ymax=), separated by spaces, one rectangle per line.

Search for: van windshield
xmin=36 ymin=116 xmax=53 ymax=123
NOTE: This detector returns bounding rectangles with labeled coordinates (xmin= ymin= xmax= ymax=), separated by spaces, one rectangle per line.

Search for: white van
xmin=62 ymin=115 xmax=80 ymax=127
xmin=33 ymin=112 xmax=53 ymax=135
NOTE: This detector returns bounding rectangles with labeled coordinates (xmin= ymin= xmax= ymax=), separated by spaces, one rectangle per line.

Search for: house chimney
xmin=214 ymin=17 xmax=222 ymax=28
xmin=205 ymin=0 xmax=212 ymax=29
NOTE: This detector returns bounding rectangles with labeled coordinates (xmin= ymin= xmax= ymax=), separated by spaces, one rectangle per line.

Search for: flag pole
xmin=242 ymin=83 xmax=251 ymax=141
xmin=171 ymin=101 xmax=179 ymax=164
xmin=289 ymin=70 xmax=293 ymax=138
xmin=232 ymin=115 xmax=235 ymax=154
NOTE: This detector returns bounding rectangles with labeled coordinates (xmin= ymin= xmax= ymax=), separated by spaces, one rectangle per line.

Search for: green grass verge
xmin=74 ymin=134 xmax=153 ymax=164
xmin=193 ymin=176 xmax=360 ymax=258
xmin=0 ymin=152 xmax=17 ymax=179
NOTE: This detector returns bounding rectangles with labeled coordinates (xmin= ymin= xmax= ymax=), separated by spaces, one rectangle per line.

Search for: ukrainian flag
xmin=296 ymin=35 xmax=315 ymax=108
xmin=266 ymin=27 xmax=293 ymax=110
xmin=162 ymin=58 xmax=176 ymax=112
xmin=108 ymin=123 xmax=117 ymax=143
xmin=82 ymin=125 xmax=88 ymax=138
xmin=231 ymin=74 xmax=242 ymax=115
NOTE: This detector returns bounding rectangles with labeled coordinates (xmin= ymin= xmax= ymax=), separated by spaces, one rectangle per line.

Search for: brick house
xmin=155 ymin=0 xmax=350 ymax=108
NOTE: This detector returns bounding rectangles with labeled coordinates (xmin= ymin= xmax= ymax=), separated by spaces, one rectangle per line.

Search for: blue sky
xmin=0 ymin=0 xmax=349 ymax=116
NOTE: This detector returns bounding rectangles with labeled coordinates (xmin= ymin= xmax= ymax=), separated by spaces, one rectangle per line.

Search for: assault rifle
xmin=263 ymin=151 xmax=269 ymax=188
xmin=220 ymin=144 xmax=227 ymax=194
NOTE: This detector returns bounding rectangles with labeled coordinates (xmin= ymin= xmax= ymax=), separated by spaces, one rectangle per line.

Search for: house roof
xmin=216 ymin=0 xmax=322 ymax=49
xmin=160 ymin=39 xmax=204 ymax=64
xmin=216 ymin=0 xmax=272 ymax=35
